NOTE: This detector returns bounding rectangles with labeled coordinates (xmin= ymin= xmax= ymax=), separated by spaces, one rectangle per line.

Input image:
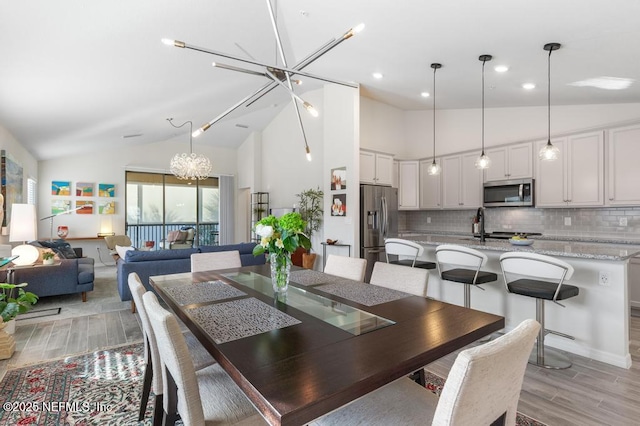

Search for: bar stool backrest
xmin=500 ymin=252 xmax=574 ymax=294
xmin=436 ymin=244 xmax=487 ymax=271
xmin=384 ymin=238 xmax=424 ymax=266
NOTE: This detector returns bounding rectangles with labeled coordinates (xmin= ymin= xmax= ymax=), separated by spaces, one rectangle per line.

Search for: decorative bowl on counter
xmin=509 ymin=238 xmax=534 ymax=246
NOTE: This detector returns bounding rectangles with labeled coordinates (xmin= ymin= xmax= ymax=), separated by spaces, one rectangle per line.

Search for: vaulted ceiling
xmin=1 ymin=0 xmax=638 ymax=160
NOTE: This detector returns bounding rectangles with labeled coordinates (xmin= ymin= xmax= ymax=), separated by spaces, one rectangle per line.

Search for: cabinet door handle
xmin=609 ymin=197 xmax=614 ymax=201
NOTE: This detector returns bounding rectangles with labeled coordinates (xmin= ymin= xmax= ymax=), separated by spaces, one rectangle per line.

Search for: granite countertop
xmin=401 ymin=233 xmax=640 ymax=261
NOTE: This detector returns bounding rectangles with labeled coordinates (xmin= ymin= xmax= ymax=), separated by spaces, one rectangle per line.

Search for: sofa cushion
xmin=78 ymin=263 xmax=95 ymax=284
xmin=125 ymin=247 xmax=200 ymax=262
xmin=199 ymin=243 xmax=256 ymax=255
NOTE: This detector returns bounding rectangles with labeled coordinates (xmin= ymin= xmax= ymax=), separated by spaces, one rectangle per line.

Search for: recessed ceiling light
xmin=568 ymin=76 xmax=634 ymax=90
xmin=372 ymin=72 xmax=383 ymax=79
xmin=522 ymin=83 xmax=536 ymax=90
xmin=421 ymin=92 xmax=430 ymax=98
xmin=494 ymin=65 xmax=509 ymax=73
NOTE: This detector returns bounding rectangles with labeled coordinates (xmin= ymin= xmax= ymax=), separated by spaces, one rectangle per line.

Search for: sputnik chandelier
xmin=162 ymin=0 xmax=364 ymax=161
xmin=167 ymin=118 xmax=213 ymax=180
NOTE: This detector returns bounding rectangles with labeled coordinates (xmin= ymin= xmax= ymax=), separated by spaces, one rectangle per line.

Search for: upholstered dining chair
xmin=435 ymin=244 xmax=498 ymax=309
xmin=370 ymin=261 xmax=429 ymax=297
xmin=323 ymin=254 xmax=367 ymax=281
xmin=128 ymin=273 xmax=216 ymax=425
xmin=312 ymin=319 xmax=540 ymax=426
xmin=384 ymin=238 xmax=436 ymax=269
xmin=142 ymin=291 xmax=267 ymax=426
xmin=191 ymin=250 xmax=241 ymax=272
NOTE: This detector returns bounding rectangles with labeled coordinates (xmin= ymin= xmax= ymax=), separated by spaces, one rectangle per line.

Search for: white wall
xmin=360 ymin=96 xmax=407 ymax=156
xmin=38 ymin=137 xmax=238 ymax=245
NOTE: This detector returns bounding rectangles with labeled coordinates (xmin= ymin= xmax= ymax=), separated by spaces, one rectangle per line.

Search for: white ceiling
xmin=1 ymin=0 xmax=639 ymax=160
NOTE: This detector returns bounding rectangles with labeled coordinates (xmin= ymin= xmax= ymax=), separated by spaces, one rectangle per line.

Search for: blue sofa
xmin=116 ymin=243 xmax=264 ymax=302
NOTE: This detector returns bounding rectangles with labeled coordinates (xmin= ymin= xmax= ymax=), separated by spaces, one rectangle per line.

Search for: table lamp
xmin=10 ymin=204 xmax=39 ymax=266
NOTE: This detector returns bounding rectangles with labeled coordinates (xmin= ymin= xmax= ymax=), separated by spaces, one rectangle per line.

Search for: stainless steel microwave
xmin=483 ymin=178 xmax=534 ymax=207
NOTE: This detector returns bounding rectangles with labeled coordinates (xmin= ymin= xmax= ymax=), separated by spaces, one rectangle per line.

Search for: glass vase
xmin=270 ymin=252 xmax=292 ymax=293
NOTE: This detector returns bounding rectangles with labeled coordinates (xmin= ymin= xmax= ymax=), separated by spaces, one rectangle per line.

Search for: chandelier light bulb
xmin=539 ymin=141 xmax=560 ymax=161
xmin=161 ymin=38 xmax=174 ymax=46
xmin=427 ymin=160 xmax=441 ymax=176
xmin=475 ymin=153 xmax=491 ymax=170
xmin=303 ymin=102 xmax=319 ymax=117
xmin=354 ymin=23 xmax=365 ymax=33
xmin=305 ymin=146 xmax=312 ymax=162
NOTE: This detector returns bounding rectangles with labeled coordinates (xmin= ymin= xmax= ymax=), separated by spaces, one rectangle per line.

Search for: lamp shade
xmin=9 ymin=204 xmax=37 ymax=242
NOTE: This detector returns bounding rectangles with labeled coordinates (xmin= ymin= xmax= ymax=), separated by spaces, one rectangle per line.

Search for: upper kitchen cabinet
xmin=398 ymin=160 xmax=420 ymax=210
xmin=535 ymin=131 xmax=604 ymax=207
xmin=360 ymin=150 xmax=394 ymax=186
xmin=607 ymin=125 xmax=640 ymax=206
xmin=484 ymin=142 xmax=533 ymax=182
xmin=392 ymin=160 xmax=399 ymax=189
xmin=419 ymin=159 xmax=441 ymax=209
xmin=442 ymin=152 xmax=482 ymax=209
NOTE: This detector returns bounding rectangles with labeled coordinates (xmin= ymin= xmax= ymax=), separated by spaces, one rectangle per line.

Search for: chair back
xmin=370 ymin=261 xmax=429 ymax=297
xmin=324 ymin=255 xmax=367 ymax=281
xmin=143 ymin=291 xmax=205 ymax=426
xmin=191 ymin=250 xmax=241 ymax=272
xmin=384 ymin=238 xmax=424 ymax=266
xmin=433 ymin=319 xmax=540 ymax=425
xmin=104 ymin=235 xmax=132 ymax=250
xmin=127 ymin=273 xmax=163 ymax=395
xmin=435 ymin=244 xmax=488 ymax=269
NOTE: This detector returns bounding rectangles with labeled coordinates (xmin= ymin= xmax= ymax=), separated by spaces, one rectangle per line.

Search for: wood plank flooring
xmin=2 ymin=269 xmax=640 ymax=425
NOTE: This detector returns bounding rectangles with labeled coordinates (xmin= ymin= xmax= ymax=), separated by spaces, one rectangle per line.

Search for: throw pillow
xmin=167 ymin=230 xmax=181 ymax=243
xmin=115 ymin=245 xmax=135 ymax=260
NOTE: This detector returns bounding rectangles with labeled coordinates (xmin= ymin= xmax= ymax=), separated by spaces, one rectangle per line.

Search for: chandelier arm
xmin=179 ymin=42 xmax=357 ymax=88
xmin=291 ymin=94 xmax=311 ymax=154
xmin=264 ymin=69 xmax=305 ymax=105
xmin=212 ymin=61 xmax=268 ymax=77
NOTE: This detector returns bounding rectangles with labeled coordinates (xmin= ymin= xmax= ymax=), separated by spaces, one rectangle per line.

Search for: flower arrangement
xmin=253 ymin=212 xmax=311 ymax=292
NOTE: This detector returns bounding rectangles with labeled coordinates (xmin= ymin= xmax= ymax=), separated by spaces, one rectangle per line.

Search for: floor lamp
xmin=10 ymin=204 xmax=39 ymax=266
xmin=39 ymin=205 xmax=88 ymax=241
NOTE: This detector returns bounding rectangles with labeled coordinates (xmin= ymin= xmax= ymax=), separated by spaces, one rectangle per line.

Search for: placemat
xmin=289 ymin=269 xmax=341 ymax=286
xmin=187 ymin=297 xmax=301 ymax=343
xmin=165 ymin=280 xmax=246 ymax=305
xmin=316 ymin=280 xmax=411 ymax=306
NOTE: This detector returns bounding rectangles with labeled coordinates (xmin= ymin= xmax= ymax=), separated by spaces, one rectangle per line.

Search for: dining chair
xmin=370 ymin=261 xmax=429 ymax=297
xmin=323 ymin=254 xmax=367 ymax=281
xmin=384 ymin=238 xmax=436 ymax=269
xmin=500 ymin=251 xmax=579 ymax=369
xmin=435 ymin=244 xmax=498 ymax=309
xmin=191 ymin=250 xmax=241 ymax=272
xmin=128 ymin=273 xmax=216 ymax=425
xmin=142 ymin=291 xmax=267 ymax=426
xmin=312 ymin=319 xmax=540 ymax=426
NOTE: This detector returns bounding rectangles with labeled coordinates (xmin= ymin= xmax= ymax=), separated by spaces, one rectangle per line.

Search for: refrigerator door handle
xmin=380 ymin=196 xmax=387 ymax=238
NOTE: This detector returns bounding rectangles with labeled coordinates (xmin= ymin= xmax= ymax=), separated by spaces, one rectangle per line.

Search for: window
xmin=125 ymin=171 xmax=219 ymax=247
xmin=27 ymin=177 xmax=37 ymax=205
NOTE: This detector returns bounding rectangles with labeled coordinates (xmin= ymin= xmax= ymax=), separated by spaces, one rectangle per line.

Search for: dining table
xmin=150 ymin=264 xmax=505 ymax=426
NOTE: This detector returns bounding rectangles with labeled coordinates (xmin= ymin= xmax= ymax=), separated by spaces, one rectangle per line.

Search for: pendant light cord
xmin=481 ymin=57 xmax=486 ymax=155
xmin=433 ymin=65 xmax=437 ymax=159
xmin=548 ymin=47 xmax=552 ymax=144
xmin=167 ymin=118 xmax=194 ymax=154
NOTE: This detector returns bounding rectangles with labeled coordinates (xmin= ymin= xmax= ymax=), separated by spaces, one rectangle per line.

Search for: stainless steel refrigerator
xmin=360 ymin=184 xmax=398 ymax=282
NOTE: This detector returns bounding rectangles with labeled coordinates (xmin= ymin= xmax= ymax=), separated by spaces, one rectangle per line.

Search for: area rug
xmin=0 ymin=343 xmax=153 ymax=425
xmin=424 ymin=370 xmax=547 ymax=426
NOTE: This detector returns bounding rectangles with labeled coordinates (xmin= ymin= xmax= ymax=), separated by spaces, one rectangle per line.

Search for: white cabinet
xmin=442 ymin=152 xmax=483 ymax=209
xmin=484 ymin=142 xmax=533 ymax=182
xmin=535 ymin=131 xmax=604 ymax=207
xmin=359 ymin=151 xmax=393 ymax=186
xmin=607 ymin=125 xmax=640 ymax=206
xmin=419 ymin=159 xmax=441 ymax=209
xmin=392 ymin=160 xmax=399 ymax=189
xmin=398 ymin=160 xmax=419 ymax=210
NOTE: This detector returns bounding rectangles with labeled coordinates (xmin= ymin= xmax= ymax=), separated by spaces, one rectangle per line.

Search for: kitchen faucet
xmin=476 ymin=207 xmax=486 ymax=242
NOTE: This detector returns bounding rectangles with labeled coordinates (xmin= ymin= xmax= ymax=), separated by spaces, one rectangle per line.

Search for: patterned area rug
xmin=0 ymin=343 xmax=153 ymax=425
xmin=424 ymin=370 xmax=547 ymax=426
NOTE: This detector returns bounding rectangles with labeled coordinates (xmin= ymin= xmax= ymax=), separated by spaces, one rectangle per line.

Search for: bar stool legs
xmin=531 ymin=299 xmax=573 ymax=369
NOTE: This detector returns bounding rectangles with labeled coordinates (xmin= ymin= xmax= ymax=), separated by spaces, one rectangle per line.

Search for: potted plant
xmin=296 ymin=187 xmax=324 ymax=269
xmin=0 ymin=282 xmax=38 ymax=334
xmin=42 ymin=251 xmax=56 ymax=265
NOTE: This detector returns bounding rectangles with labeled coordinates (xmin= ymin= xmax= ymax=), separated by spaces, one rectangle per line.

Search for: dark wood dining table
xmin=150 ymin=264 xmax=504 ymax=426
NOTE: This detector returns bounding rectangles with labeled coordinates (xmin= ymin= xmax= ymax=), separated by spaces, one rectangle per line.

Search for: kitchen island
xmin=401 ymin=233 xmax=640 ymax=368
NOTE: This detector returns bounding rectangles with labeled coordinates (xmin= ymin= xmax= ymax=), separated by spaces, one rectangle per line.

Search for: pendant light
xmin=475 ymin=55 xmax=492 ymax=170
xmin=539 ymin=42 xmax=561 ymax=161
xmin=428 ymin=63 xmax=442 ymax=176
xmin=168 ymin=118 xmax=213 ymax=180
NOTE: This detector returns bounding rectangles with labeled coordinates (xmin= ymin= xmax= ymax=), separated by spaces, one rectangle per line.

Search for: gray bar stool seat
xmin=384 ymin=238 xmax=436 ymax=270
xmin=435 ymin=244 xmax=498 ymax=309
xmin=500 ymin=251 xmax=579 ymax=369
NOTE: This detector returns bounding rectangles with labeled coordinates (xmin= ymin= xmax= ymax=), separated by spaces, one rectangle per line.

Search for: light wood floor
xmin=2 ymin=272 xmax=640 ymax=425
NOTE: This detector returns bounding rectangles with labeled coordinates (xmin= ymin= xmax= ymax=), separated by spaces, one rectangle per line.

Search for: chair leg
xmin=131 ymin=300 xmax=137 ymax=314
xmin=463 ymin=284 xmax=471 ymax=309
xmin=409 ymin=369 xmax=426 ymax=386
xmin=530 ymin=298 xmax=572 ymax=369
xmin=139 ymin=350 xmax=153 ymax=421
xmin=153 ymin=394 xmax=164 ymax=426
xmin=81 ymin=292 xmax=87 ymax=302
xmin=163 ymin=367 xmax=179 ymax=426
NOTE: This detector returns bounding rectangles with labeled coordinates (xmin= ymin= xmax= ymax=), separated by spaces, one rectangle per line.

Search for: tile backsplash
xmin=400 ymin=207 xmax=640 ymax=240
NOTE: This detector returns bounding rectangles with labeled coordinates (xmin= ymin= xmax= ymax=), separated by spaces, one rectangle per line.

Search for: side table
xmin=320 ymin=242 xmax=351 ymax=269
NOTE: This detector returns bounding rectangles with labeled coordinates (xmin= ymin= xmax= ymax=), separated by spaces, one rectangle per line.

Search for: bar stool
xmin=384 ymin=238 xmax=436 ymax=269
xmin=499 ymin=251 xmax=579 ymax=369
xmin=435 ymin=244 xmax=498 ymax=309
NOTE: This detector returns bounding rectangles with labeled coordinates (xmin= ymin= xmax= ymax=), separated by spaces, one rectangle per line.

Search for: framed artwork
xmin=76 ymin=182 xmax=94 ymax=197
xmin=331 ymin=167 xmax=346 ymax=191
xmin=51 ymin=199 xmax=71 ymax=215
xmin=98 ymin=183 xmax=115 ymax=197
xmin=52 ymin=180 xmax=71 ymax=196
xmin=1 ymin=150 xmax=24 ymax=227
xmin=98 ymin=201 xmax=115 ymax=215
xmin=331 ymin=194 xmax=346 ymax=216
xmin=75 ymin=201 xmax=93 ymax=214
